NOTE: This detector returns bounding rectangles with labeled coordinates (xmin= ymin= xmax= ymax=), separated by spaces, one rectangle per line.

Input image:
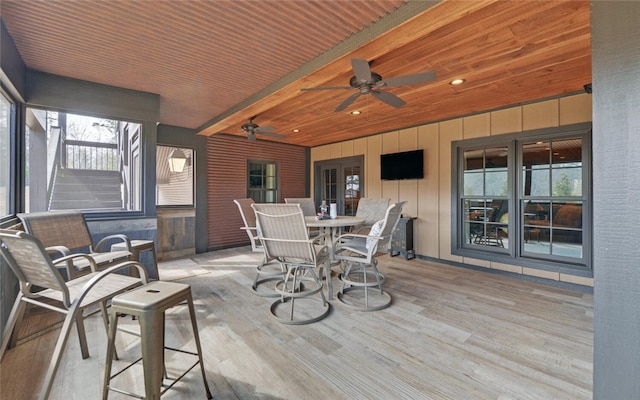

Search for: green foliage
xmin=553 ymin=172 xmax=574 ymax=196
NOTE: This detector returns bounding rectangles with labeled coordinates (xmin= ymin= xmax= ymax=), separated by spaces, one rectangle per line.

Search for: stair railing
xmin=64 ymin=139 xmax=118 ymax=171
xmin=46 ymin=127 xmax=63 ymax=208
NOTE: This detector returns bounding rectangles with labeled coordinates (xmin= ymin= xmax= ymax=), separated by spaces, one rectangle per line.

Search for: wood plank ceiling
xmin=1 ymin=0 xmax=591 ymax=148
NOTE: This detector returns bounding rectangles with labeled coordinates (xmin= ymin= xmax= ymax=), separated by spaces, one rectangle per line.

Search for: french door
xmin=314 ymin=156 xmax=363 ymax=216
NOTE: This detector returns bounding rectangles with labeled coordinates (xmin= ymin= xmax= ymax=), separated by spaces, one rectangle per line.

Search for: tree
xmin=553 ymin=172 xmax=573 ymax=196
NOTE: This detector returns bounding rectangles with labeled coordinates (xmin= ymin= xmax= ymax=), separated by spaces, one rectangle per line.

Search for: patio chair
xmin=252 ymin=203 xmax=331 ymax=324
xmin=0 ymin=229 xmax=148 ymax=400
xmin=18 ymin=210 xmax=133 ymax=280
xmin=352 ymin=197 xmax=390 ymax=234
xmin=285 ymin=197 xmax=320 ymax=237
xmin=334 ymin=201 xmax=406 ymax=311
xmin=284 ymin=198 xmax=317 ymax=216
xmin=233 ymin=198 xmax=285 ymax=297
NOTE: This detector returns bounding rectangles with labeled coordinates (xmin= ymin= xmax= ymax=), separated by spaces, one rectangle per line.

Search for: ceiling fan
xmin=241 ymin=116 xmax=286 ymax=141
xmin=301 ymin=58 xmax=436 ymax=112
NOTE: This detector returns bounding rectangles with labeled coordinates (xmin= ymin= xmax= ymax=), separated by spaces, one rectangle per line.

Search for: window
xmin=156 ymin=146 xmax=194 ymax=206
xmin=248 ymin=161 xmax=277 ymax=203
xmin=453 ymin=123 xmax=591 ymax=272
xmin=0 ymin=93 xmax=12 ymax=218
xmin=24 ymin=108 xmax=142 ymax=213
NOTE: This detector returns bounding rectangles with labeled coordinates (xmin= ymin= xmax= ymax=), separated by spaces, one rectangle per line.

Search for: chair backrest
xmin=284 ymin=198 xmax=317 ymax=217
xmin=369 ymin=201 xmax=406 ymax=253
xmin=234 ymin=198 xmax=257 ymax=230
xmin=252 ymin=203 xmax=314 ymax=261
xmin=0 ymin=229 xmax=71 ymax=305
xmin=233 ymin=198 xmax=262 ymax=252
xmin=355 ymin=198 xmax=391 ymax=226
xmin=18 ymin=210 xmax=93 ymax=251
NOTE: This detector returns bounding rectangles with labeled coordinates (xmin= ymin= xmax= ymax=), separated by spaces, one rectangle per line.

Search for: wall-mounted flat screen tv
xmin=380 ymin=149 xmax=424 ymax=180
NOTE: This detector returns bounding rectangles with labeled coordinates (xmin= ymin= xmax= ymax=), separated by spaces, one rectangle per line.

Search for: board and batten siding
xmin=206 ymin=134 xmax=307 ymax=250
xmin=310 ymin=93 xmax=593 ymax=286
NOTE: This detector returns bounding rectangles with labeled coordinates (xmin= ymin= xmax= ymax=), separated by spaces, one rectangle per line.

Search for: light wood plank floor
xmin=0 ymin=247 xmax=593 ymax=399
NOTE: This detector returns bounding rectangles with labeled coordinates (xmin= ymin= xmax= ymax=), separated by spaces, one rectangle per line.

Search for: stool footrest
xmin=106 ymin=347 xmax=203 ymax=399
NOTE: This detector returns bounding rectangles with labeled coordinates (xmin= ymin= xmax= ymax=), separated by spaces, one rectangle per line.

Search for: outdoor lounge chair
xmin=0 ymin=229 xmax=148 ymax=400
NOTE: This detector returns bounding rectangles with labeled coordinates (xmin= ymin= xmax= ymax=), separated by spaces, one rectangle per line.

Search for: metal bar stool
xmin=102 ymin=281 xmax=212 ymax=399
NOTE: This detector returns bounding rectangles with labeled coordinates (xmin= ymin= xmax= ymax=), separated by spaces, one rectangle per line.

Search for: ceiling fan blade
xmin=258 ymin=131 xmax=286 ymax=139
xmin=335 ymin=92 xmax=361 ymax=112
xmin=301 ymin=86 xmax=353 ymax=91
xmin=351 ymin=58 xmax=372 ymax=82
xmin=255 ymin=125 xmax=276 ymax=132
xmin=379 ymin=71 xmax=436 ymax=87
xmin=371 ymin=90 xmax=406 ymax=108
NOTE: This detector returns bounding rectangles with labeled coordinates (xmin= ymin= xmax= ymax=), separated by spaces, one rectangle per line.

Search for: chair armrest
xmin=352 ymin=224 xmax=373 ymax=234
xmin=53 ymin=253 xmax=99 ymax=280
xmin=312 ymin=233 xmax=330 ymax=245
xmin=46 ymin=245 xmax=71 ymax=258
xmin=47 ymin=245 xmax=73 ymax=278
xmin=93 ymin=234 xmax=131 ymax=252
xmin=334 ymin=233 xmax=382 ymax=259
xmin=334 ymin=233 xmax=370 ymax=245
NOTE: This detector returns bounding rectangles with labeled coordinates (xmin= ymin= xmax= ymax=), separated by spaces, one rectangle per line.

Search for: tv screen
xmin=380 ymin=149 xmax=424 ymax=180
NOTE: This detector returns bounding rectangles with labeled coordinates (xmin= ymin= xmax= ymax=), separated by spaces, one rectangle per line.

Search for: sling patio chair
xmin=18 ymin=210 xmax=133 ymax=280
xmin=0 ymin=229 xmax=148 ymax=400
xmin=234 ymin=198 xmax=286 ymax=297
xmin=352 ymin=197 xmax=390 ymax=234
xmin=284 ymin=197 xmax=320 ymax=237
xmin=252 ymin=203 xmax=331 ymax=324
xmin=333 ymin=201 xmax=406 ymax=311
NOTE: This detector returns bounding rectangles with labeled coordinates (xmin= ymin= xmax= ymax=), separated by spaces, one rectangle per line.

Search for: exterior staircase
xmin=49 ymin=168 xmax=123 ymax=210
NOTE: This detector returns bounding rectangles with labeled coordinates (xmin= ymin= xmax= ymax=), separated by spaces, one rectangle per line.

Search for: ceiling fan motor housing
xmin=242 ymin=122 xmax=258 ymax=132
xmin=350 ymin=72 xmax=383 ymax=90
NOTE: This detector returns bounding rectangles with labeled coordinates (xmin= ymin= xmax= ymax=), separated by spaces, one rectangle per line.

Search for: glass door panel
xmin=315 ymin=156 xmax=364 ymax=216
xmin=343 ymin=165 xmax=360 ymax=216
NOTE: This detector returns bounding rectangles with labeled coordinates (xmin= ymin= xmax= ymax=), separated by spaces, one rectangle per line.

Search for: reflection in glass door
xmin=316 ymin=156 xmax=363 ymax=216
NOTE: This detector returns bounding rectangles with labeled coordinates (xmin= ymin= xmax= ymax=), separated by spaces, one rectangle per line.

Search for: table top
xmin=304 ymin=215 xmax=365 ymax=228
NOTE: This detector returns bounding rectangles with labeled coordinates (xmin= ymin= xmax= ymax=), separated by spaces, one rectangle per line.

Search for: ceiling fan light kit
xmin=301 ymin=58 xmax=436 ymax=112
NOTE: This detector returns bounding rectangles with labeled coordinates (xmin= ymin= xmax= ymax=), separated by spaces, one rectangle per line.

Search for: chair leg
xmin=252 ymin=257 xmax=286 ymax=298
xmin=271 ymin=264 xmax=329 ymax=325
xmin=75 ymin=311 xmax=90 ymax=359
xmin=323 ymin=259 xmax=333 ymax=300
xmin=0 ymin=295 xmax=26 ymax=361
xmin=371 ymin=260 xmax=385 ymax=295
xmin=185 ymin=292 xmax=213 ymax=399
xmin=39 ymin=302 xmax=82 ymax=400
xmin=337 ymin=259 xmax=391 ymax=311
xmin=98 ymin=301 xmax=119 ymax=361
xmin=289 ymin=267 xmax=298 ymax=321
xmin=102 ymin=310 xmax=120 ymax=400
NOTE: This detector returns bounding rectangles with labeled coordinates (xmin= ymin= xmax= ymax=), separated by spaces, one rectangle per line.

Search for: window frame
xmin=247 ymin=159 xmax=279 ymax=203
xmin=23 ymin=106 xmax=146 ymax=217
xmin=451 ymin=122 xmax=592 ymax=275
xmin=0 ymin=88 xmax=19 ymax=225
xmin=155 ymin=145 xmax=195 ymax=207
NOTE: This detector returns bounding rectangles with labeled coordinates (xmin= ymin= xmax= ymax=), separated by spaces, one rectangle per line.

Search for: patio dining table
xmin=305 ymin=215 xmax=364 ymax=299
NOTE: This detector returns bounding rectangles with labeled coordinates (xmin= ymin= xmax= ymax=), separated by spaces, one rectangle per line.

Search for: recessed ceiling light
xmin=450 ymin=78 xmax=466 ymax=85
xmin=292 ymin=129 xmax=300 ymax=133
xmin=350 ymin=110 xmax=361 ymax=115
